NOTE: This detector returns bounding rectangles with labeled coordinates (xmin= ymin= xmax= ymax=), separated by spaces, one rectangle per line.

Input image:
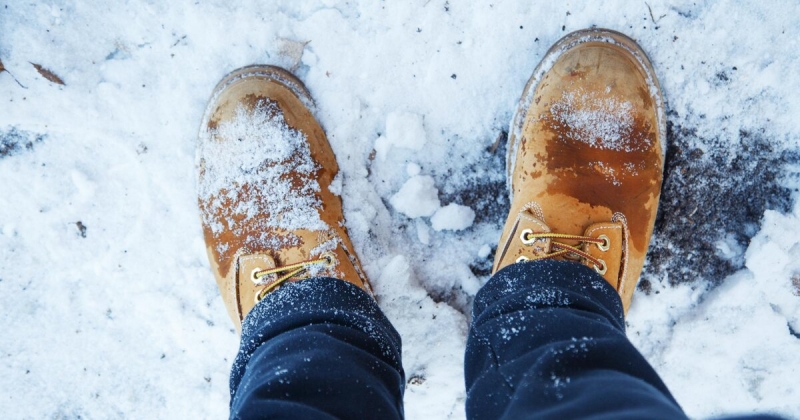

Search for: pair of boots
xmin=197 ymin=28 xmax=664 ymax=331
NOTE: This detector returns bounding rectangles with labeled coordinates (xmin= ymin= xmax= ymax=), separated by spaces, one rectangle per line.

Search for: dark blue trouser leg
xmin=229 ymin=277 xmax=404 ymax=420
xmin=465 ymin=260 xmax=688 ymax=420
xmin=229 ymin=262 xmax=781 ymax=420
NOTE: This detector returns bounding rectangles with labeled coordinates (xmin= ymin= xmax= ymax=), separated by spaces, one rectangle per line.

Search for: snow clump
xmin=431 ymin=203 xmax=476 ymax=232
xmin=389 ymin=175 xmax=441 ymax=218
xmin=375 ymin=111 xmax=427 ymax=160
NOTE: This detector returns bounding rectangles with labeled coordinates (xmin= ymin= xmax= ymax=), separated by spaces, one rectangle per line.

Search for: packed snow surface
xmin=2 ymin=1 xmax=800 ymax=419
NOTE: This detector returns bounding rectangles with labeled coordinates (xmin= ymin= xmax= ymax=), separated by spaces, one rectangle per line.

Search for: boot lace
xmin=517 ymin=229 xmax=610 ymax=274
xmin=251 ymin=252 xmax=336 ymax=302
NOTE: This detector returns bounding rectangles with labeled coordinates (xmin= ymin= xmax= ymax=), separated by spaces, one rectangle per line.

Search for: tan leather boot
xmin=493 ymin=29 xmax=665 ymax=314
xmin=197 ymin=65 xmax=372 ymax=331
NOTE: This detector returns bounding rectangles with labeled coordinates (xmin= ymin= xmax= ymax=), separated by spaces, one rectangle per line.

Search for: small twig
xmin=644 ymin=2 xmax=664 ymax=25
xmin=6 ymin=72 xmax=27 ymax=89
xmin=489 ymin=131 xmax=507 ymax=154
xmin=645 ymin=2 xmax=666 ymax=24
xmin=172 ymin=35 xmax=187 ymax=47
xmin=646 ymin=2 xmax=656 ymax=24
xmin=0 ymin=58 xmax=28 ymax=89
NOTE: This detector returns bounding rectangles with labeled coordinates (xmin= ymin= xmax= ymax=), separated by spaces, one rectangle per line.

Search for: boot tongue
xmin=493 ymin=202 xmax=554 ymax=272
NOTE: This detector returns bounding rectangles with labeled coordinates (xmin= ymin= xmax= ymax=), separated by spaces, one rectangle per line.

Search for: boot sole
xmin=506 ymin=28 xmax=666 ymax=197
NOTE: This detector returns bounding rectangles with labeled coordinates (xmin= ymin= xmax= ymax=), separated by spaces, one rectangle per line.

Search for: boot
xmin=493 ymin=29 xmax=665 ymax=313
xmin=197 ymin=65 xmax=372 ymax=331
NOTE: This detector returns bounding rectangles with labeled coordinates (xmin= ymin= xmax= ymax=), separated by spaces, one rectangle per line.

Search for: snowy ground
xmin=2 ymin=0 xmax=800 ymax=418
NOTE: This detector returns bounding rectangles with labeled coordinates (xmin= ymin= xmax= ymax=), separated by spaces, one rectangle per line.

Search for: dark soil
xmin=643 ymin=116 xmax=799 ymax=287
xmin=441 ymin=131 xmax=510 ymax=227
xmin=0 ymin=128 xmax=44 ymax=159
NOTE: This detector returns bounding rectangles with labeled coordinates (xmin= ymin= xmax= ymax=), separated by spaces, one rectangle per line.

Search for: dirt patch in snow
xmin=0 ymin=128 xmax=44 ymax=159
xmin=643 ymin=116 xmax=799 ymax=287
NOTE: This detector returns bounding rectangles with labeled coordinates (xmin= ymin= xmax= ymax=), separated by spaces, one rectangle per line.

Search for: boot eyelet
xmin=254 ymin=287 xmax=268 ymax=304
xmin=516 ymin=255 xmax=530 ymax=263
xmin=322 ymin=252 xmax=337 ymax=267
xmin=251 ymin=267 xmax=262 ymax=283
xmin=594 ymin=259 xmax=607 ymax=275
xmin=520 ymin=229 xmax=535 ymax=245
xmin=597 ymin=235 xmax=611 ymax=252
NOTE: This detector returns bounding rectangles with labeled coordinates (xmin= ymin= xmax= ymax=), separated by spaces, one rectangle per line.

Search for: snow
xmin=406 ymin=162 xmax=422 ymax=177
xmin=431 ymin=204 xmax=476 ymax=232
xmin=2 ymin=1 xmax=800 ymax=419
xmin=375 ymin=112 xmax=427 ymax=160
xmin=390 ymin=175 xmax=442 ymax=218
xmin=551 ymin=90 xmax=644 ymax=152
xmin=198 ymin=102 xmax=328 ymax=234
xmin=477 ymin=244 xmax=492 ymax=259
xmin=415 ymin=218 xmax=432 ymax=246
xmin=631 ymin=205 xmax=800 ymax=416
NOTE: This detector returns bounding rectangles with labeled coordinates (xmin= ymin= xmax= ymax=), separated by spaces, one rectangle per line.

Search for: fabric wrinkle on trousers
xmin=465 ymin=260 xmax=686 ymax=419
xmin=228 ymin=260 xmax=783 ymax=420
xmin=229 ymin=278 xmax=405 ymax=419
